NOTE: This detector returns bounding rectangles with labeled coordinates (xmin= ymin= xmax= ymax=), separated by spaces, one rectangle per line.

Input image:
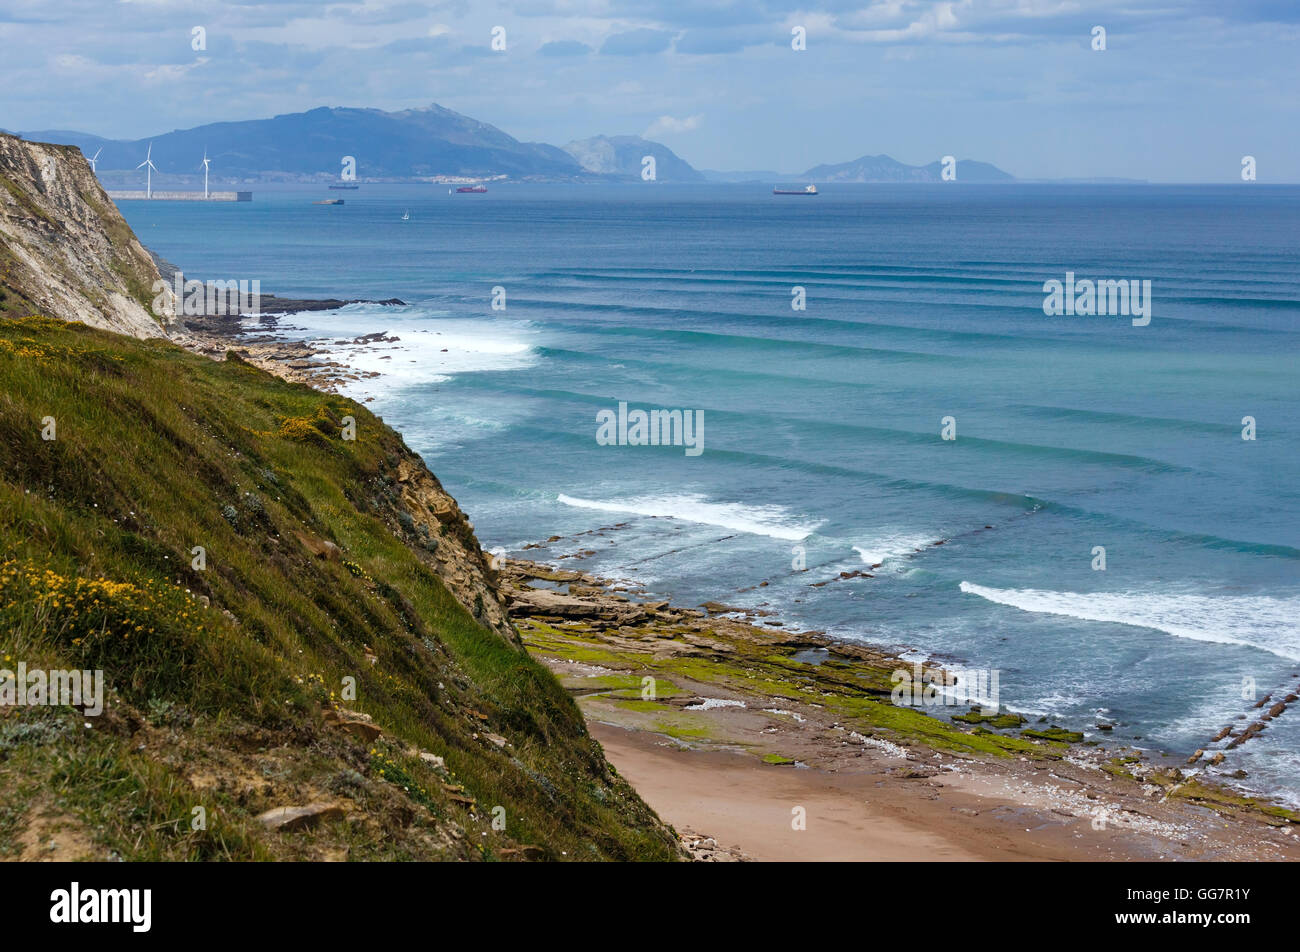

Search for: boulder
xmin=294 ymin=530 xmax=340 ymax=561
xmin=508 ymin=587 xmax=648 ymax=625
xmin=323 ymin=709 xmax=383 ymax=742
xmin=256 ymin=802 xmax=344 ymax=831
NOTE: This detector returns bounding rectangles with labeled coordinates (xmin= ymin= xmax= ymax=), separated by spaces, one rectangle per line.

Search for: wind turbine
xmin=137 ymin=143 xmax=157 ymax=198
xmin=201 ymin=149 xmax=210 ymax=199
xmin=89 ymin=148 xmax=102 ymax=173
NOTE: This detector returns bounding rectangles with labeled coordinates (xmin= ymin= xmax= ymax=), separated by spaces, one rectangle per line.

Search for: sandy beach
xmin=592 ymin=722 xmax=1300 ymax=862
xmin=499 ymin=558 xmax=1300 ymax=862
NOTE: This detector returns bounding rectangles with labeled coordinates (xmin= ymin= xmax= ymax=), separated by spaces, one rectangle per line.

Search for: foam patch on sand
xmin=686 ymin=698 xmax=747 ymax=711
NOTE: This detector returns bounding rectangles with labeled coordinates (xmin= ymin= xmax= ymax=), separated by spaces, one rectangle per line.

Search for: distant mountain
xmin=917 ymin=158 xmax=1014 ymax=183
xmin=801 ymin=153 xmax=1015 ymax=183
xmin=564 ymin=135 xmax=705 ymax=182
xmin=23 ymin=105 xmax=586 ymax=182
xmin=19 ymin=106 xmax=1016 ymax=186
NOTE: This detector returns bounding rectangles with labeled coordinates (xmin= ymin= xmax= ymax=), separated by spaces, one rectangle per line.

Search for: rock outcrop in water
xmin=0 ymin=131 xmax=163 ymax=338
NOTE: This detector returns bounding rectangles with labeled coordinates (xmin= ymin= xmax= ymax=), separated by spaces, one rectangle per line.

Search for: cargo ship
xmin=328 ymin=184 xmax=359 ymax=190
xmin=774 ymin=184 xmax=818 ymax=195
xmin=456 ymin=185 xmax=488 ymax=193
xmin=313 ymin=199 xmax=344 ymax=205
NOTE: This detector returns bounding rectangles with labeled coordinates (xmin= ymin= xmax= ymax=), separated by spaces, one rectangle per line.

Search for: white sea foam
xmin=1018 ymin=692 xmax=1086 ymax=717
xmin=266 ymin=304 xmax=538 ymax=400
xmin=850 ymin=533 xmax=935 ymax=567
xmin=556 ymin=492 xmax=820 ymax=542
xmin=959 ymin=581 xmax=1300 ymax=661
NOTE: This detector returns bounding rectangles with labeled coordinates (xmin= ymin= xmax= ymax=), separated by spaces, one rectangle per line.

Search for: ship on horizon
xmin=773 ymin=184 xmax=818 ymax=196
xmin=456 ymin=185 xmax=487 ymax=193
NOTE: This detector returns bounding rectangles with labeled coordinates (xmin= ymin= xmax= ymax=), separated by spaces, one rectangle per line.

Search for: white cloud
xmin=643 ymin=113 xmax=703 ymax=137
xmin=144 ymin=59 xmax=209 ymax=82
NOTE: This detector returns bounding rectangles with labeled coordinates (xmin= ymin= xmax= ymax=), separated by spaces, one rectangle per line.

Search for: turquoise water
xmin=122 ymin=183 xmax=1300 ymax=800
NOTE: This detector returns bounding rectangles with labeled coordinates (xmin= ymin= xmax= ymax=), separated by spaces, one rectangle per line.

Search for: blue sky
xmin=2 ymin=0 xmax=1298 ymax=180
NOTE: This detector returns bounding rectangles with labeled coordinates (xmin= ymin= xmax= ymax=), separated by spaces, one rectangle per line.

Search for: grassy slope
xmin=0 ymin=316 xmax=678 ymax=860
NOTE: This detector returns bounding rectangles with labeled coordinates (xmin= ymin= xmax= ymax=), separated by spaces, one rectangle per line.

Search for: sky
xmin=2 ymin=0 xmax=1298 ymax=181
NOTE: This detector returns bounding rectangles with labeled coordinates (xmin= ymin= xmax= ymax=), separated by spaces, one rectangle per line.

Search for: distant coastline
xmin=16 ymin=103 xmax=1018 ymax=186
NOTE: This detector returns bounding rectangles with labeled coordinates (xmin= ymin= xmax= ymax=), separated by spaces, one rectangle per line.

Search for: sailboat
xmin=401 ymin=209 xmax=410 ymax=221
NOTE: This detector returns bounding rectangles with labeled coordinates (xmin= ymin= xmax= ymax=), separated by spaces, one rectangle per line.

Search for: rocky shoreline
xmin=154 ymin=252 xmax=407 ymax=394
xmin=499 ymin=556 xmax=1300 ymax=860
xmin=169 ymin=283 xmax=1300 ymax=861
xmin=174 ymin=312 xmax=400 ymax=395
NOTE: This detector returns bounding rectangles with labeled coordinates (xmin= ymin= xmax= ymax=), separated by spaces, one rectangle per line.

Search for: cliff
xmin=0 ymin=139 xmax=679 ymax=860
xmin=0 ymin=132 xmax=163 ymax=338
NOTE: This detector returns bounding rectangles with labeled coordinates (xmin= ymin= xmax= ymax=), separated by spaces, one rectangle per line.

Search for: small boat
xmin=329 ymin=184 xmax=359 ymax=190
xmin=401 ymin=209 xmax=410 ymax=220
xmin=456 ymin=185 xmax=487 ymax=193
xmin=774 ymin=184 xmax=818 ymax=196
xmin=314 ymin=199 xmax=344 ymax=205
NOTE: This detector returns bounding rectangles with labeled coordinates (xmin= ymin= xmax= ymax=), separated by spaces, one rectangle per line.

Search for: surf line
xmin=595 ymin=401 xmax=704 ymax=456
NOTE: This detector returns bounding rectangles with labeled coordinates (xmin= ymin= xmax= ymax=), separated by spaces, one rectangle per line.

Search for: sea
xmin=120 ymin=182 xmax=1300 ymax=803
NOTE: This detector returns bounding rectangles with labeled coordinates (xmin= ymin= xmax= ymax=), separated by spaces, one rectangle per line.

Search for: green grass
xmin=0 ymin=174 xmax=54 ymax=225
xmin=0 ymin=316 xmax=679 ymax=860
xmin=519 ymin=616 xmax=1054 ymax=759
xmin=1021 ymin=727 xmax=1085 ymax=744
